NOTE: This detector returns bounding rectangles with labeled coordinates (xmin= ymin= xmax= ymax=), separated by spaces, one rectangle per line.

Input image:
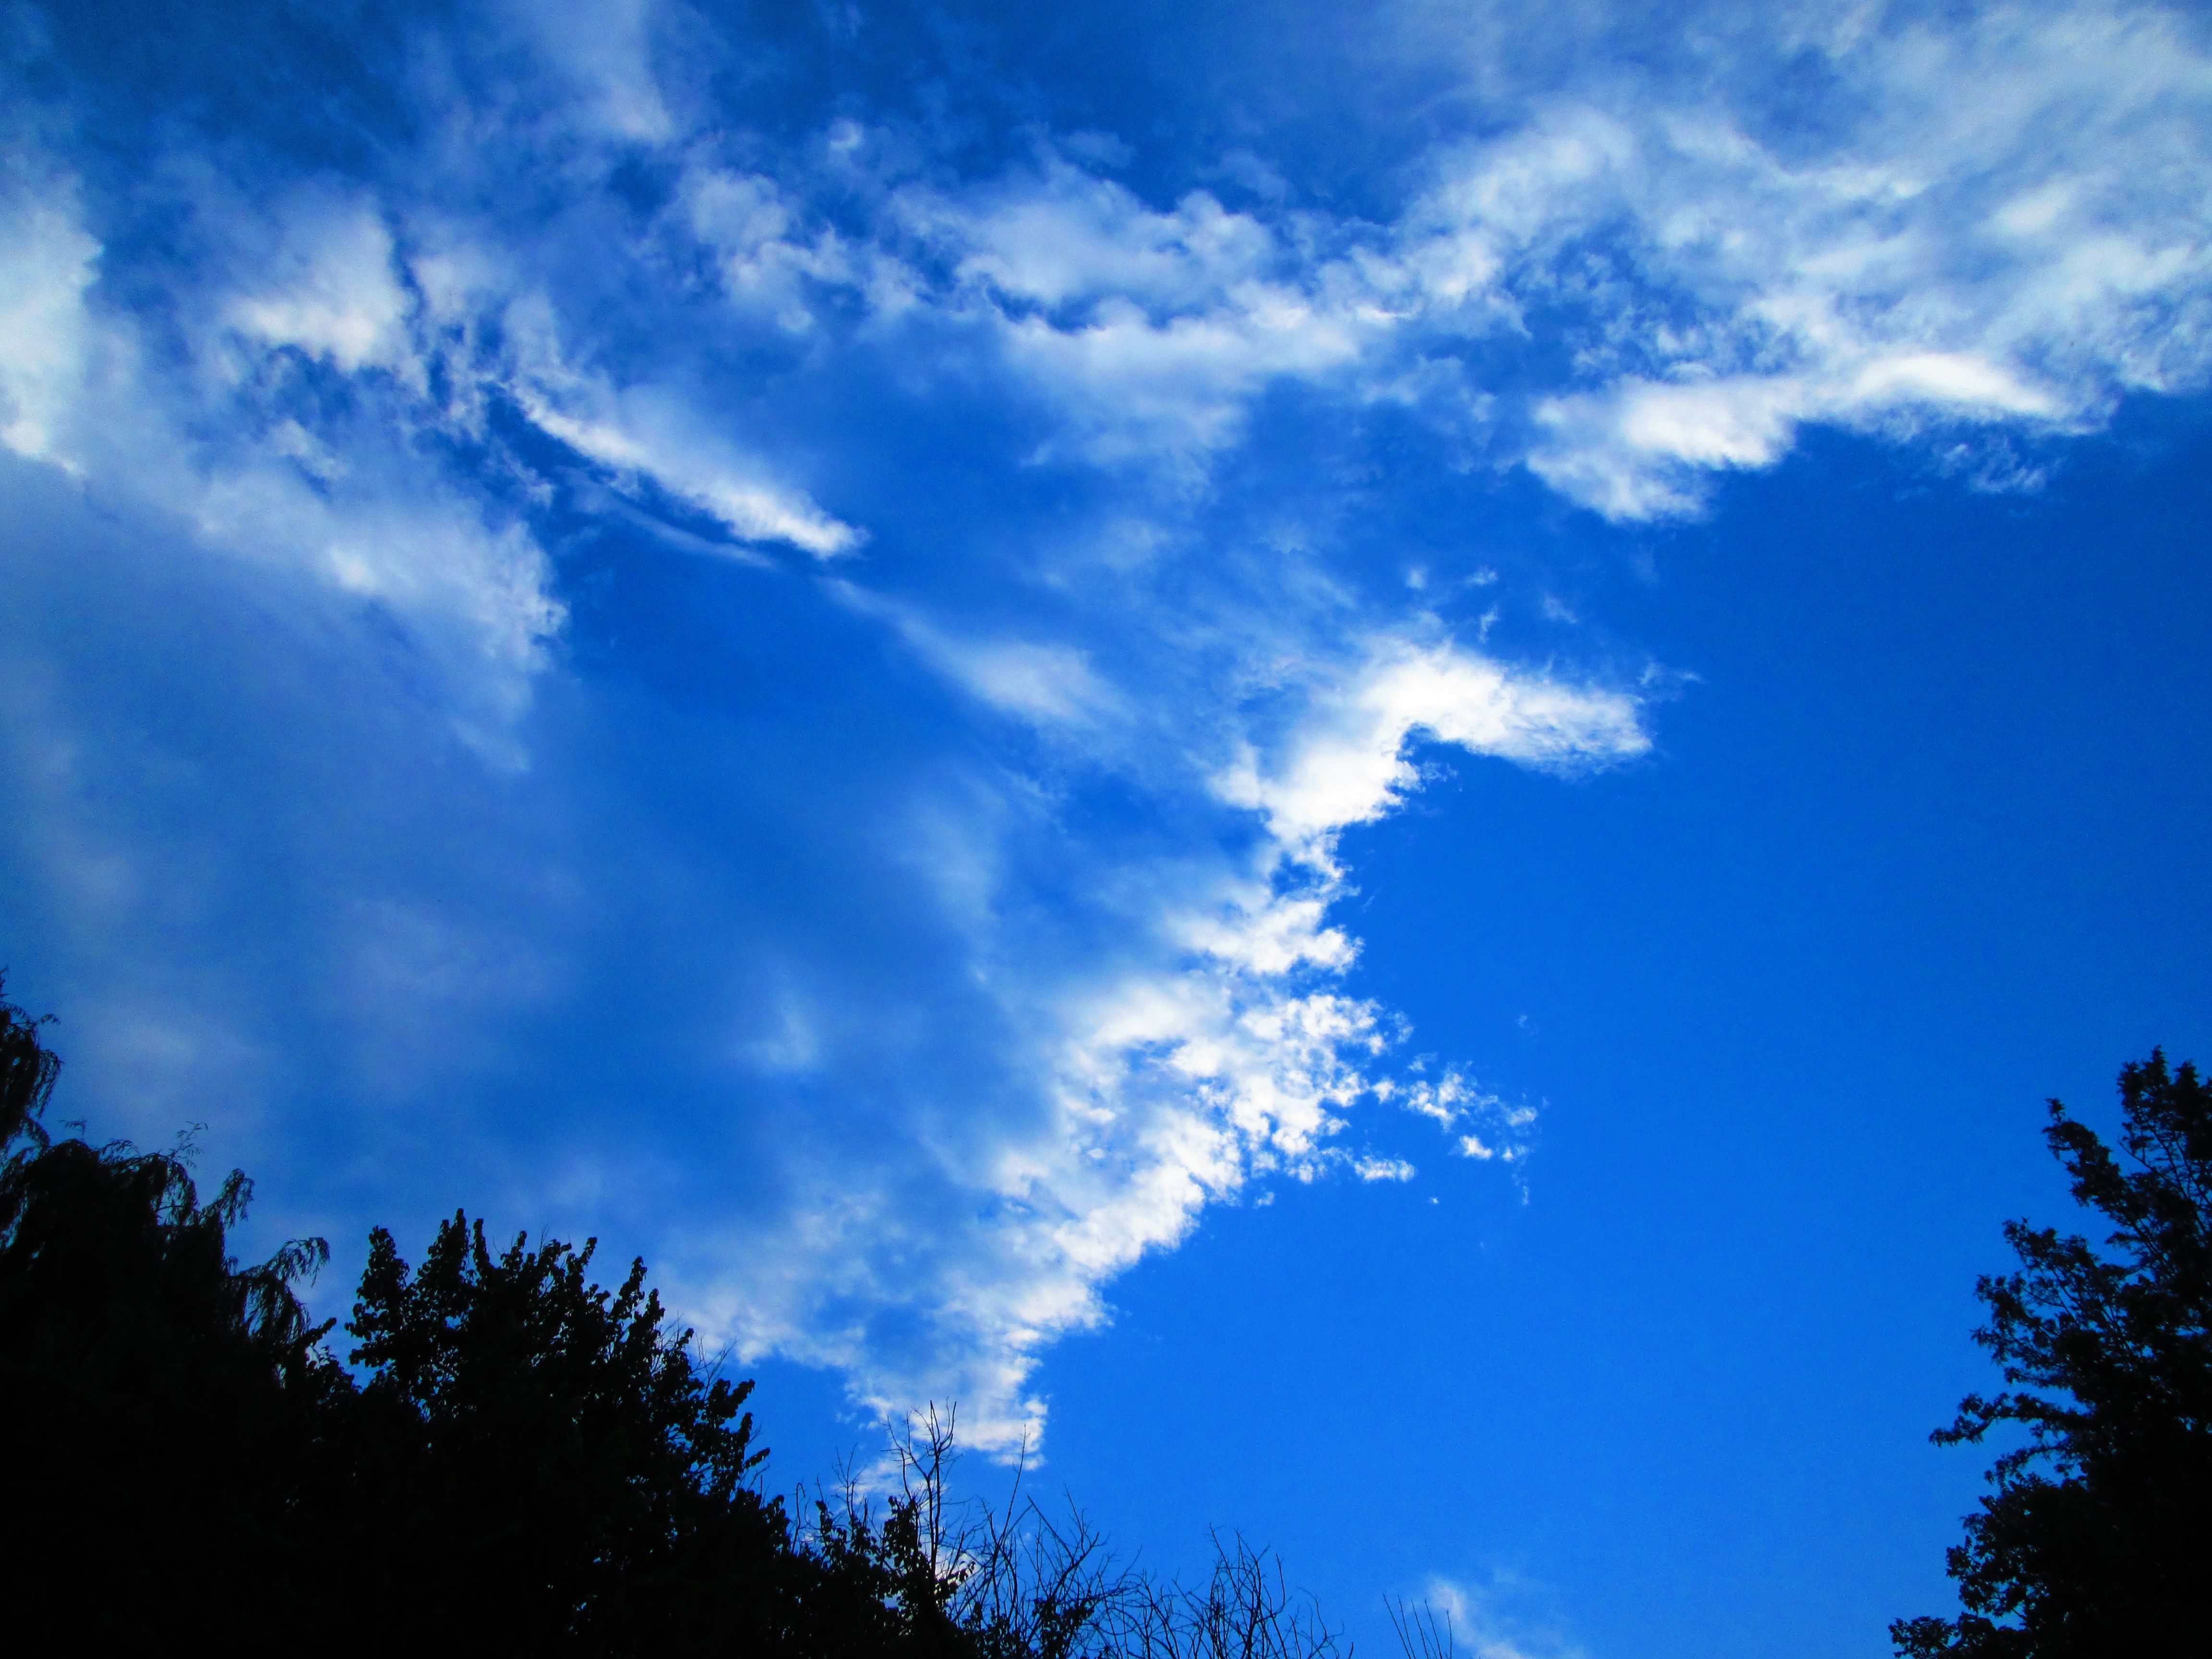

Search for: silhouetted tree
xmin=1894 ymin=1050 xmax=2212 ymax=1657
xmin=0 ymin=979 xmax=1347 ymax=1659
xmin=0 ymin=978 xmax=340 ymax=1650
xmin=322 ymin=1212 xmax=811 ymax=1654
xmin=818 ymin=1406 xmax=1124 ymax=1659
xmin=0 ymin=977 xmax=60 ymax=1148
xmin=0 ymin=980 xmax=945 ymax=1655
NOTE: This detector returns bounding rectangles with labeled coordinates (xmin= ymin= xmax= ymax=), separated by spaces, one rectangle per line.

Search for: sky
xmin=4 ymin=0 xmax=2212 ymax=1653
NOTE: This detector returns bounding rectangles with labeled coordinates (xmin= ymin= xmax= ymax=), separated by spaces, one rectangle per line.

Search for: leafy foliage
xmin=1893 ymin=1050 xmax=2212 ymax=1658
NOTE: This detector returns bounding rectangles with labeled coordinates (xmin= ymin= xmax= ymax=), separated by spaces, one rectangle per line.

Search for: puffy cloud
xmin=1219 ymin=638 xmax=1650 ymax=862
xmin=705 ymin=2 xmax=2212 ymax=517
xmin=940 ymin=160 xmax=1277 ymax=313
xmin=626 ymin=602 xmax=1629 ymax=1448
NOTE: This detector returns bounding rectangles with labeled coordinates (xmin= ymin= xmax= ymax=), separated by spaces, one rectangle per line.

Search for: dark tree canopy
xmin=0 ymin=981 xmax=343 ymax=1649
xmin=0 ymin=983 xmax=59 ymax=1146
xmin=0 ymin=978 xmax=865 ymax=1655
xmin=0 ymin=978 xmax=1345 ymax=1659
xmin=1894 ymin=1050 xmax=2212 ymax=1658
xmin=325 ymin=1214 xmax=804 ymax=1652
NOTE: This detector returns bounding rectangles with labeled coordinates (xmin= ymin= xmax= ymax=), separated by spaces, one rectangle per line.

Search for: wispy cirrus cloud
xmin=1400 ymin=3 xmax=2212 ymax=513
xmin=1413 ymin=1571 xmax=1590 ymax=1659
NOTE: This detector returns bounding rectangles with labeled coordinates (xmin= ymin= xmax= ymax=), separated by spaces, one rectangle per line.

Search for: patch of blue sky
xmin=5 ymin=2 xmax=2212 ymax=1654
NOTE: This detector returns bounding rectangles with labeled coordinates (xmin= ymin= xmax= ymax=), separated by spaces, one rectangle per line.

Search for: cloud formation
xmin=3 ymin=0 xmax=2209 ymax=1450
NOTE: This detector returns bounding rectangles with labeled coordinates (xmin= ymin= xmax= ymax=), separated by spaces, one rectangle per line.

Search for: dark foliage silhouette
xmin=0 ymin=980 xmax=1349 ymax=1659
xmin=1893 ymin=1050 xmax=2212 ymax=1657
xmin=0 ymin=977 xmax=342 ymax=1649
xmin=324 ymin=1213 xmax=830 ymax=1653
xmin=817 ymin=1407 xmax=1345 ymax=1659
xmin=0 ymin=979 xmax=817 ymax=1655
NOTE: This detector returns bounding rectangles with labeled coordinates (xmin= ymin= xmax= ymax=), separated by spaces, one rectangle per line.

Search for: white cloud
xmin=522 ymin=381 xmax=864 ymax=558
xmin=823 ymin=3 xmax=2212 ymax=515
xmin=890 ymin=159 xmax=1383 ymax=468
xmin=941 ymin=160 xmax=1277 ymax=313
xmin=685 ymin=620 xmax=1641 ymax=1450
xmin=679 ymin=164 xmax=865 ymax=328
xmin=223 ymin=201 xmax=417 ymax=379
xmin=1354 ymin=1154 xmax=1418 ymax=1182
xmin=12 ymin=0 xmax=2212 ymax=1465
xmin=498 ymin=291 xmax=866 ymax=558
xmin=505 ymin=0 xmax=675 ymax=142
xmin=857 ymin=603 xmax=1127 ymax=729
xmin=1401 ymin=3 xmax=2212 ymax=514
xmin=0 ymin=171 xmax=560 ymax=743
xmin=0 ymin=150 xmax=861 ymax=763
xmin=624 ymin=5 xmax=2212 ymax=512
xmin=1418 ymin=1572 xmax=1590 ymax=1659
xmin=0 ymin=164 xmax=98 ymax=466
xmin=680 ymin=956 xmax=1407 ymax=1455
xmin=1220 ymin=637 xmax=1649 ymax=862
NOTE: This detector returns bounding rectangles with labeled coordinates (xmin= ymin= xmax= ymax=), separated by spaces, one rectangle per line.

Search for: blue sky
xmin=5 ymin=0 xmax=2212 ymax=1653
